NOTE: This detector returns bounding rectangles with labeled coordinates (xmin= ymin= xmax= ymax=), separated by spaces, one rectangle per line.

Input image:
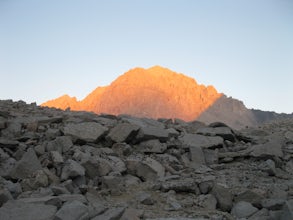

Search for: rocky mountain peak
xmin=42 ymin=66 xmax=222 ymax=122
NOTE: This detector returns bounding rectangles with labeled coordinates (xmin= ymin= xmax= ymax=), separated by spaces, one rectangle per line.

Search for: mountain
xmin=42 ymin=66 xmax=293 ymax=129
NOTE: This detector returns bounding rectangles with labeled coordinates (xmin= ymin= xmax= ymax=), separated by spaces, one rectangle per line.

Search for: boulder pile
xmin=0 ymin=100 xmax=292 ymax=220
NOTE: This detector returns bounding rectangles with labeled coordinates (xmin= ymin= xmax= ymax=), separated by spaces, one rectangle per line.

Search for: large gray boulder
xmin=136 ymin=126 xmax=169 ymax=142
xmin=197 ymin=126 xmax=235 ymax=142
xmin=211 ymin=184 xmax=233 ymax=212
xmin=126 ymin=156 xmax=165 ymax=181
xmin=91 ymin=206 xmax=125 ymax=220
xmin=46 ymin=136 xmax=73 ymax=153
xmin=54 ymin=200 xmax=89 ymax=220
xmin=251 ymin=139 xmax=284 ymax=159
xmin=161 ymin=178 xmax=199 ymax=193
xmin=138 ymin=139 xmax=167 ymax=153
xmin=231 ymin=201 xmax=258 ymax=218
xmin=106 ymin=123 xmax=140 ymax=143
xmin=0 ymin=200 xmax=57 ymax=220
xmin=82 ymin=157 xmax=113 ymax=178
xmin=9 ymin=148 xmax=42 ymax=179
xmin=61 ymin=159 xmax=85 ymax=180
xmin=179 ymin=133 xmax=223 ymax=149
xmin=63 ymin=122 xmax=107 ymax=143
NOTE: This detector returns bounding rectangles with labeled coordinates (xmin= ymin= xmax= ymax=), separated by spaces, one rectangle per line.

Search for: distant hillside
xmin=42 ymin=66 xmax=293 ymax=129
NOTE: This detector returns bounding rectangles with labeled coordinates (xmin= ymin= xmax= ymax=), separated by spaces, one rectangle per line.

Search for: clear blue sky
xmin=1 ymin=0 xmax=292 ymax=113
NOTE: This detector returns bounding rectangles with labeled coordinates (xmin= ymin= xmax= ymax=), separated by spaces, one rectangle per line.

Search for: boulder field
xmin=0 ymin=100 xmax=292 ymax=220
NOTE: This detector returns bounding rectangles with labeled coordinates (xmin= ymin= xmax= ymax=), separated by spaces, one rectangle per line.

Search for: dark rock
xmin=61 ymin=159 xmax=85 ymax=180
xmin=179 ymin=133 xmax=223 ymax=149
xmin=234 ymin=189 xmax=264 ymax=208
xmin=0 ymin=200 xmax=57 ymax=220
xmin=280 ymin=200 xmax=293 ymax=220
xmin=91 ymin=206 xmax=125 ymax=220
xmin=136 ymin=126 xmax=169 ymax=142
xmin=259 ymin=159 xmax=276 ymax=176
xmin=0 ymin=189 xmax=13 ymax=207
xmin=231 ymin=201 xmax=258 ymax=218
xmin=161 ymin=178 xmax=198 ymax=193
xmin=106 ymin=123 xmax=140 ymax=143
xmin=261 ymin=199 xmax=286 ymax=210
xmin=197 ymin=194 xmax=217 ymax=210
xmin=138 ymin=139 xmax=167 ymax=153
xmin=197 ymin=126 xmax=236 ymax=142
xmin=54 ymin=200 xmax=89 ymax=220
xmin=189 ymin=146 xmax=206 ymax=168
xmin=0 ymin=138 xmax=19 ymax=149
xmin=120 ymin=207 xmax=143 ymax=220
xmin=0 ymin=157 xmax=16 ymax=177
xmin=126 ymin=156 xmax=165 ymax=181
xmin=9 ymin=148 xmax=42 ymax=179
xmin=137 ymin=192 xmax=155 ymax=205
xmin=46 ymin=136 xmax=73 ymax=153
xmin=51 ymin=151 xmax=64 ymax=164
xmin=211 ymin=184 xmax=233 ymax=212
xmin=82 ymin=157 xmax=112 ymax=178
xmin=63 ymin=122 xmax=107 ymax=143
xmin=251 ymin=139 xmax=284 ymax=159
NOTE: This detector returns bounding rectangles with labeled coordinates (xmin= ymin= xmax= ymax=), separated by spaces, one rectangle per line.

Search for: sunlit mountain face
xmin=42 ymin=66 xmax=222 ymax=121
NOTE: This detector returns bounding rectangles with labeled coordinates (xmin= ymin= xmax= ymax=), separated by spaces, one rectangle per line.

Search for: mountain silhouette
xmin=42 ymin=66 xmax=293 ymax=129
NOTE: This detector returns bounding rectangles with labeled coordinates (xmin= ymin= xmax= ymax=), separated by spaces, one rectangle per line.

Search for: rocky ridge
xmin=42 ymin=66 xmax=222 ymax=122
xmin=42 ymin=66 xmax=293 ymax=129
xmin=0 ymin=99 xmax=293 ymax=220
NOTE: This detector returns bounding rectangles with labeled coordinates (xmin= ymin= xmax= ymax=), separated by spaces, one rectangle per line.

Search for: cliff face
xmin=42 ymin=66 xmax=222 ymax=121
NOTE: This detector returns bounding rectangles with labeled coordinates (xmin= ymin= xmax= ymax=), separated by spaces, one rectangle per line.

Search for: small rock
xmin=82 ymin=157 xmax=112 ymax=178
xmin=259 ymin=159 xmax=276 ymax=176
xmin=211 ymin=184 xmax=233 ymax=212
xmin=126 ymin=156 xmax=165 ymax=181
xmin=54 ymin=200 xmax=89 ymax=220
xmin=91 ymin=206 xmax=125 ymax=220
xmin=0 ymin=200 xmax=57 ymax=220
xmin=199 ymin=194 xmax=217 ymax=210
xmin=161 ymin=178 xmax=198 ymax=193
xmin=231 ymin=201 xmax=258 ymax=218
xmin=120 ymin=207 xmax=143 ymax=220
xmin=9 ymin=148 xmax=42 ymax=179
xmin=138 ymin=139 xmax=167 ymax=153
xmin=235 ymin=189 xmax=264 ymax=208
xmin=197 ymin=126 xmax=236 ymax=142
xmin=137 ymin=192 xmax=155 ymax=205
xmin=179 ymin=133 xmax=223 ymax=149
xmin=106 ymin=123 xmax=140 ymax=143
xmin=61 ymin=159 xmax=85 ymax=180
xmin=0 ymin=189 xmax=13 ymax=206
xmin=280 ymin=199 xmax=293 ymax=220
xmin=136 ymin=126 xmax=169 ymax=142
xmin=46 ymin=136 xmax=73 ymax=153
xmin=51 ymin=151 xmax=64 ymax=164
xmin=261 ymin=199 xmax=285 ymax=210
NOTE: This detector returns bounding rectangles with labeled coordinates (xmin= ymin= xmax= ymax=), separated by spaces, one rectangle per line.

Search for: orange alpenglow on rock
xmin=42 ymin=66 xmax=223 ymax=121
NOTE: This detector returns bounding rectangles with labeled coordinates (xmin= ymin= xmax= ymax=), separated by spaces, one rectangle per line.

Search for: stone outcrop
xmin=0 ymin=99 xmax=293 ymax=219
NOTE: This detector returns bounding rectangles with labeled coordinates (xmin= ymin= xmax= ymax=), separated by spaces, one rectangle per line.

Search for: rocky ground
xmin=0 ymin=100 xmax=292 ymax=220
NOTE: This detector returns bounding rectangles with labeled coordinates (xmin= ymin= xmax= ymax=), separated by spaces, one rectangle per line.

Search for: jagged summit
xmin=42 ymin=66 xmax=222 ymax=121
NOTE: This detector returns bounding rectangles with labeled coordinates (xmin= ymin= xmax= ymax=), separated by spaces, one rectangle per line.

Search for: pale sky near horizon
xmin=0 ymin=0 xmax=292 ymax=113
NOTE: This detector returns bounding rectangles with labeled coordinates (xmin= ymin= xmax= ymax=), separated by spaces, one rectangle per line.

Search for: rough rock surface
xmin=0 ymin=99 xmax=293 ymax=219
